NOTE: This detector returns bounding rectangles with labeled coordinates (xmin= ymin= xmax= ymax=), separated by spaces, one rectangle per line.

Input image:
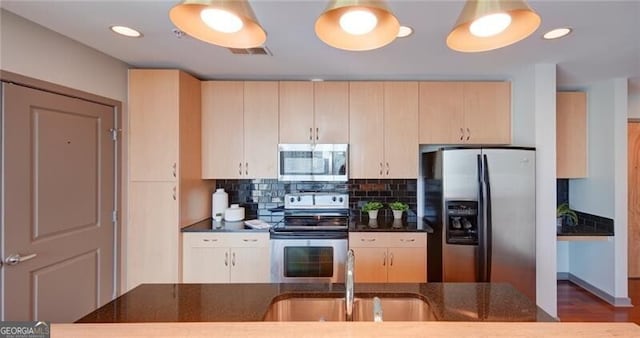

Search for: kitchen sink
xmin=262 ymin=294 xmax=435 ymax=321
xmin=352 ymin=297 xmax=436 ymax=321
xmin=262 ymin=297 xmax=347 ymax=321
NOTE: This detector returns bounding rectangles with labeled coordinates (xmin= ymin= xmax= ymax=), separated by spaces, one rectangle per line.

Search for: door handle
xmin=245 ymin=162 xmax=249 ymax=176
xmin=361 ymin=238 xmax=376 ymax=242
xmin=232 ymin=252 xmax=236 ymax=266
xmin=460 ymin=128 xmax=464 ymax=141
xmin=242 ymin=239 xmax=258 ymax=242
xmin=383 ymin=252 xmax=387 ymax=266
xmin=400 ymin=238 xmax=416 ymax=242
xmin=309 ymin=127 xmax=313 ymax=141
xmin=172 ymin=186 xmax=176 ymax=201
xmin=238 ymin=162 xmax=242 ymax=175
xmin=224 ymin=252 xmax=228 ymax=266
xmin=4 ymin=253 xmax=37 ymax=266
xmin=172 ymin=162 xmax=176 ymax=178
xmin=379 ymin=163 xmax=383 ymax=176
xmin=316 ymin=127 xmax=319 ymax=141
xmin=386 ymin=163 xmax=390 ymax=176
xmin=466 ymin=128 xmax=471 ymax=141
xmin=390 ymin=252 xmax=394 ymax=266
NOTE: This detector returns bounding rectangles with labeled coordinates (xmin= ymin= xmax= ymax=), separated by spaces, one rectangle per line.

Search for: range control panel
xmin=284 ymin=193 xmax=349 ymax=209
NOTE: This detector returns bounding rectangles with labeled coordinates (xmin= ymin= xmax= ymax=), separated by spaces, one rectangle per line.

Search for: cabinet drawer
xmin=349 ymin=233 xmax=426 ymax=248
xmin=383 ymin=233 xmax=426 ymax=248
xmin=183 ymin=233 xmax=228 ymax=248
xmin=227 ymin=232 xmax=270 ymax=248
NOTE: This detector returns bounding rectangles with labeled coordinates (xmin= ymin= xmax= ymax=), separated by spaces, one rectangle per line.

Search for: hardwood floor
xmin=557 ymin=279 xmax=640 ymax=324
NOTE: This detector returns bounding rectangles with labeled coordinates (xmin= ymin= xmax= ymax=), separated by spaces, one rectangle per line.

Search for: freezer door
xmin=483 ymin=148 xmax=536 ymax=300
xmin=441 ymin=148 xmax=481 ymax=282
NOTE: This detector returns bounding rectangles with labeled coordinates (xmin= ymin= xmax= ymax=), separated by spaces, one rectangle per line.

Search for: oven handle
xmin=270 ymin=232 xmax=348 ymax=240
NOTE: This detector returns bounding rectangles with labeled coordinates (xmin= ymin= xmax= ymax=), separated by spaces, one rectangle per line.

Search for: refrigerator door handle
xmin=483 ymin=154 xmax=493 ymax=282
xmin=477 ymin=154 xmax=486 ymax=282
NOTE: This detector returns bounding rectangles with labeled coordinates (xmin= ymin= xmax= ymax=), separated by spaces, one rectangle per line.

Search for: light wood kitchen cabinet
xmin=349 ymin=232 xmax=427 ymax=283
xmin=201 ymin=81 xmax=279 ymax=179
xmin=182 ymin=232 xmax=270 ymax=283
xmin=419 ymin=81 xmax=511 ymax=145
xmin=128 ymin=69 xmax=213 ymax=290
xmin=556 ymin=91 xmax=587 ymax=178
xmin=349 ymin=82 xmax=418 ymax=178
xmin=279 ymin=81 xmax=349 ymax=143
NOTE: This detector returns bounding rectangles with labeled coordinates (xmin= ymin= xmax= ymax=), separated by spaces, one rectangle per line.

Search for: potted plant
xmin=556 ymin=203 xmax=578 ymax=227
xmin=362 ymin=201 xmax=383 ymax=219
xmin=389 ymin=201 xmax=409 ymax=219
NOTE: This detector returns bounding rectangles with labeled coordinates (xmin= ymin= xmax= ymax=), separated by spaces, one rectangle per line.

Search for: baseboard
xmin=557 ymin=272 xmax=570 ymax=280
xmin=566 ymin=273 xmax=633 ymax=307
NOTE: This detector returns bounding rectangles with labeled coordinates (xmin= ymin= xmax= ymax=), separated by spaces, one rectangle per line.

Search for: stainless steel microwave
xmin=278 ymin=144 xmax=348 ymax=181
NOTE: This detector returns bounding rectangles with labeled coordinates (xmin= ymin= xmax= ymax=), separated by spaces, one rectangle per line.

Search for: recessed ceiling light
xmin=110 ymin=25 xmax=142 ymax=38
xmin=543 ymin=27 xmax=572 ymax=40
xmin=397 ymin=26 xmax=413 ymax=38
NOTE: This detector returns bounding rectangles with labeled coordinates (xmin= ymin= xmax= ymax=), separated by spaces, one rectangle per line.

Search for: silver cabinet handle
xmin=466 ymin=128 xmax=471 ymax=141
xmin=383 ymin=252 xmax=387 ymax=266
xmin=242 ymin=239 xmax=258 ymax=242
xmin=400 ymin=238 xmax=416 ymax=242
xmin=309 ymin=127 xmax=313 ymax=141
xmin=5 ymin=253 xmax=37 ymax=266
xmin=390 ymin=252 xmax=394 ymax=266
xmin=379 ymin=163 xmax=383 ymax=175
xmin=172 ymin=162 xmax=176 ymax=178
xmin=172 ymin=186 xmax=176 ymax=201
xmin=224 ymin=252 xmax=228 ymax=266
xmin=386 ymin=162 xmax=390 ymax=176
xmin=460 ymin=128 xmax=464 ymax=141
xmin=238 ymin=162 xmax=242 ymax=175
xmin=245 ymin=162 xmax=249 ymax=176
xmin=361 ymin=238 xmax=376 ymax=242
xmin=232 ymin=252 xmax=236 ymax=266
xmin=203 ymin=239 xmax=218 ymax=242
xmin=316 ymin=127 xmax=319 ymax=141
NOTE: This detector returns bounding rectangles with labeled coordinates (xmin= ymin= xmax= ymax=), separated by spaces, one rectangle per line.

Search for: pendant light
xmin=315 ymin=0 xmax=400 ymax=51
xmin=447 ymin=0 xmax=541 ymax=53
xmin=169 ymin=0 xmax=266 ymax=48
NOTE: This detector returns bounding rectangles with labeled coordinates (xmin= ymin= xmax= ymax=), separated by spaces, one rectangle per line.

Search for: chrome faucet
xmin=345 ymin=249 xmax=354 ymax=321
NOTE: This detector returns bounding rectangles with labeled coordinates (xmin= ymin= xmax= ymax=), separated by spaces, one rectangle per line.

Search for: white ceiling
xmin=1 ymin=0 xmax=639 ymax=89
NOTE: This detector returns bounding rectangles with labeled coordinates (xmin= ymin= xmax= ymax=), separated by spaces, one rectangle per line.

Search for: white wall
xmin=569 ymin=78 xmax=629 ymax=304
xmin=557 ymin=241 xmax=569 ymax=273
xmin=511 ymin=64 xmax=558 ymax=318
xmin=0 ymin=9 xmax=128 ymax=102
xmin=630 ymin=80 xmax=640 ymax=119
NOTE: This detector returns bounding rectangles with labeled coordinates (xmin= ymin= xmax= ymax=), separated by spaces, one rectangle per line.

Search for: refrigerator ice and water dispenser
xmin=445 ymin=200 xmax=478 ymax=245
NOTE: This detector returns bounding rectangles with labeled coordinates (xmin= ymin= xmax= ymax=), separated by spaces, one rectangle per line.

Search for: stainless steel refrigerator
xmin=423 ymin=147 xmax=536 ymax=301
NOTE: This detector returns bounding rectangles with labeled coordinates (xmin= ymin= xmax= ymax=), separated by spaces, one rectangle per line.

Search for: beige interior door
xmin=629 ymin=122 xmax=640 ymax=277
xmin=2 ymin=83 xmax=115 ymax=322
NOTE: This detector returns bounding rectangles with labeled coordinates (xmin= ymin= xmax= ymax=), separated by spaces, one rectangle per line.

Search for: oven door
xmin=270 ymin=233 xmax=347 ymax=283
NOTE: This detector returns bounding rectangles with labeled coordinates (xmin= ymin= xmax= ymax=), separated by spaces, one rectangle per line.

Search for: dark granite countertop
xmin=76 ymin=283 xmax=553 ymax=323
xmin=349 ymin=216 xmax=434 ymax=233
xmin=556 ymin=224 xmax=613 ymax=237
xmin=181 ymin=218 xmax=271 ymax=233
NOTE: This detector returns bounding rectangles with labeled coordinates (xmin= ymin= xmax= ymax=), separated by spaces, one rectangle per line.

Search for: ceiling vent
xmin=228 ymin=46 xmax=272 ymax=55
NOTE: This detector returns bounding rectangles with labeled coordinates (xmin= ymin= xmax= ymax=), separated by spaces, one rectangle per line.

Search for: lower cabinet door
xmin=183 ymin=246 xmax=230 ymax=283
xmin=387 ymin=247 xmax=426 ymax=283
xmin=351 ymin=247 xmax=388 ymax=283
xmin=229 ymin=247 xmax=271 ymax=282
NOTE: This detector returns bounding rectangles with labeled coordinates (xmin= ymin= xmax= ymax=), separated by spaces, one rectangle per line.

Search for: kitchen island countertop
xmin=77 ymin=282 xmax=552 ymax=323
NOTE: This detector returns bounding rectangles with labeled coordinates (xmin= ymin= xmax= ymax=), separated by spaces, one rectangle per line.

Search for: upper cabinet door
xmin=463 ymin=82 xmax=511 ymax=144
xmin=201 ymin=81 xmax=244 ymax=179
xmin=419 ymin=82 xmax=464 ymax=144
xmin=129 ymin=70 xmax=179 ymax=181
xmin=244 ymin=81 xmax=279 ymax=179
xmin=384 ymin=82 xmax=419 ymax=178
xmin=314 ymin=82 xmax=349 ymax=143
xmin=279 ymin=81 xmax=314 ymax=143
xmin=349 ymin=82 xmax=385 ymax=178
xmin=556 ymin=92 xmax=587 ymax=178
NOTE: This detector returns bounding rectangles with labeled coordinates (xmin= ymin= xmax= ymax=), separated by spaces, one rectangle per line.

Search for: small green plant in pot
xmin=362 ymin=201 xmax=383 ymax=219
xmin=556 ymin=203 xmax=578 ymax=227
xmin=389 ymin=201 xmax=409 ymax=219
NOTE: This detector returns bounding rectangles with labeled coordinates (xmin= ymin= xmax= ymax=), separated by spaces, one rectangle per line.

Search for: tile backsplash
xmin=214 ymin=179 xmax=418 ymax=224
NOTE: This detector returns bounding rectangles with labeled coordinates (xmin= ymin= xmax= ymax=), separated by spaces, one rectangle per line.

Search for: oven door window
xmin=283 ymin=247 xmax=334 ymax=278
